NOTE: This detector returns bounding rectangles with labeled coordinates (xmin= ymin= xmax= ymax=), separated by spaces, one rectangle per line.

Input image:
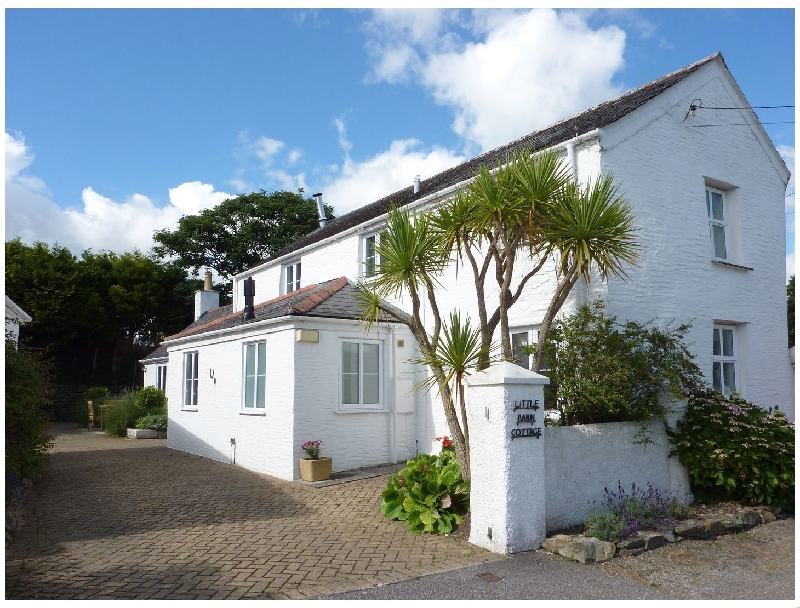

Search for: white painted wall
xmin=601 ymin=59 xmax=794 ymax=418
xmin=166 ymin=324 xmax=297 ymax=480
xmin=544 ymin=420 xmax=691 ymax=532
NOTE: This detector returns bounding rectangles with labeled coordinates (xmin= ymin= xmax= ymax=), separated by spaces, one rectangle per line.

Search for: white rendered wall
xmin=291 ymin=318 xmax=416 ymax=477
xmin=166 ymin=325 xmax=296 ymax=480
xmin=600 ymin=60 xmax=794 ymax=418
xmin=544 ymin=420 xmax=691 ymax=532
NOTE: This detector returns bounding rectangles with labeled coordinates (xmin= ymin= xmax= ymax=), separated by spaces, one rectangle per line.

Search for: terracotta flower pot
xmin=300 ymin=457 xmax=332 ymax=481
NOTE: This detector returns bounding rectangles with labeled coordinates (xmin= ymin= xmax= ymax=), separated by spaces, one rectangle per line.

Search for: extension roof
xmin=141 ymin=278 xmax=408 ymax=356
xmin=263 ymin=53 xmax=721 ymax=265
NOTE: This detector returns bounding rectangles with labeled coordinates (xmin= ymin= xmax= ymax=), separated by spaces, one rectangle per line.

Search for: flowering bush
xmin=435 ymin=435 xmax=453 ymax=451
xmin=668 ymin=389 xmax=794 ymax=509
xmin=584 ymin=481 xmax=689 ymax=542
xmin=301 ymin=440 xmax=323 ymax=460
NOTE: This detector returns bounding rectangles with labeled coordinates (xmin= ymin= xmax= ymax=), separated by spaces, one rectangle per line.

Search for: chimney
xmin=313 ymin=192 xmax=327 ymax=228
xmin=413 ymin=175 xmax=421 ymax=194
xmin=194 ymin=269 xmax=220 ymax=321
xmin=243 ymin=277 xmax=255 ymax=321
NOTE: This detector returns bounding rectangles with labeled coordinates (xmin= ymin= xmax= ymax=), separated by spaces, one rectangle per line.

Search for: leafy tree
xmin=788 ymin=275 xmax=794 ymax=348
xmin=6 ymin=337 xmax=54 ymax=492
xmin=5 ymin=239 xmax=196 ymax=385
xmin=153 ymin=190 xmax=334 ymax=283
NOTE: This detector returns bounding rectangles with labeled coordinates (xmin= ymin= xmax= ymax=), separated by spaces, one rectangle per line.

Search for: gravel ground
xmin=594 ymin=516 xmax=794 ymax=600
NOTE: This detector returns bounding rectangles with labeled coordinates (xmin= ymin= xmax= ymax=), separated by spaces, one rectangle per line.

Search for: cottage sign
xmin=510 ymin=399 xmax=542 ymax=439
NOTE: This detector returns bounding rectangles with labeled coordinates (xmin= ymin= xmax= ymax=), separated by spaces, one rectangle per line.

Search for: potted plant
xmin=299 ymin=440 xmax=332 ymax=481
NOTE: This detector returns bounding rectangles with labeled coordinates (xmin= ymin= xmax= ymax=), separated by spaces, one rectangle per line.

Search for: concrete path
xmin=5 ymin=423 xmax=504 ymax=599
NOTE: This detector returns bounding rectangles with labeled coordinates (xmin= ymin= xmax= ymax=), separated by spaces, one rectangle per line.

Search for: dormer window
xmin=284 ymin=261 xmax=301 ymax=293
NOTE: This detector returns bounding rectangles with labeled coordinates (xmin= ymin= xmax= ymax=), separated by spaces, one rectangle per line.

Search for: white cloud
xmin=233 ymin=131 xmax=306 ymax=193
xmin=320 ymin=137 xmax=465 ymax=215
xmin=5 ymin=131 xmax=233 ymax=255
xmin=363 ymin=8 xmax=626 ymax=150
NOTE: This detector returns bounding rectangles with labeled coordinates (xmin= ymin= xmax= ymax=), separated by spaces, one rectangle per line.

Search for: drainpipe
xmin=563 ymin=128 xmax=600 ymax=183
xmin=388 ymin=325 xmax=398 ymax=464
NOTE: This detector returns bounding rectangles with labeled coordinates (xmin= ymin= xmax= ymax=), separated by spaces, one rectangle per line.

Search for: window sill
xmin=239 ymin=410 xmax=266 ymax=416
xmin=335 ymin=408 xmax=389 ymax=415
xmin=181 ymin=408 xmax=198 ymax=412
xmin=711 ymin=260 xmax=754 ymax=271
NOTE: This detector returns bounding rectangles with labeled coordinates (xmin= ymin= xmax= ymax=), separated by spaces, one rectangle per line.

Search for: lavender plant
xmin=584 ymin=481 xmax=688 ymax=542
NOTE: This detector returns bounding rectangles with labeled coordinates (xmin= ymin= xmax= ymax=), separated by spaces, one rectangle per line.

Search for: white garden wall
xmin=543 ymin=420 xmax=691 ymax=532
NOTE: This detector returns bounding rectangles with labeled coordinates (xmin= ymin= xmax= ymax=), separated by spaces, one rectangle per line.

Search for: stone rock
xmin=740 ymin=509 xmax=760 ymax=526
xmin=559 ymin=536 xmax=615 ymax=564
xmin=722 ymin=517 xmax=745 ymax=532
xmin=675 ymin=520 xmax=705 ymax=537
xmin=640 ymin=532 xmax=666 ymax=550
xmin=541 ymin=534 xmax=572 ymax=554
xmin=617 ymin=536 xmax=645 ymax=550
xmin=705 ymin=519 xmax=726 ymax=536
xmin=657 ymin=526 xmax=681 ymax=543
xmin=759 ymin=510 xmax=777 ymax=524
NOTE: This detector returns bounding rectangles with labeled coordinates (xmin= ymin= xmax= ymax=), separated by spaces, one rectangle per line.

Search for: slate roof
xmin=140 ymin=343 xmax=169 ymax=363
xmin=141 ymin=278 xmax=408 ymax=352
xmin=262 ymin=53 xmax=721 ymax=266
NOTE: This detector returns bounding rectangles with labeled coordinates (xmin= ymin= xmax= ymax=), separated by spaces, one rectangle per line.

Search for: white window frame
xmin=712 ymin=324 xmax=738 ymax=396
xmin=340 ymin=339 xmax=383 ymax=410
xmin=510 ymin=326 xmax=551 ymax=372
xmin=361 ymin=231 xmax=383 ymax=279
xmin=706 ymin=187 xmax=728 ymax=261
xmin=284 ymin=260 xmax=301 ymax=294
xmin=183 ymin=351 xmax=199 ymax=408
xmin=156 ymin=364 xmax=167 ymax=392
xmin=242 ymin=340 xmax=267 ymax=410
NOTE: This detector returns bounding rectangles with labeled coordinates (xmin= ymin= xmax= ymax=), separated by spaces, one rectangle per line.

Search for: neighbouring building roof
xmin=141 ymin=278 xmax=408 ymax=355
xmin=5 ymin=296 xmax=32 ymax=324
xmin=262 ymin=53 xmax=721 ymax=266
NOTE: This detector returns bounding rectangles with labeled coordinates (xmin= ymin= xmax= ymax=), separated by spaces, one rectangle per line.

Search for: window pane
xmin=256 ymin=342 xmax=266 ymax=408
xmin=286 ymin=266 xmax=293 ymax=292
xmin=713 ymin=329 xmax=721 ymax=356
xmin=363 ymin=373 xmax=379 ymax=404
xmin=296 ymin=263 xmax=301 ymax=286
xmin=365 ymin=236 xmax=376 ymax=277
xmin=723 ymin=362 xmax=736 ymax=394
xmin=363 ymin=344 xmax=379 ymax=374
xmin=511 ymin=332 xmax=529 ymax=368
xmin=342 ymin=343 xmax=359 ymax=373
xmin=705 ymin=190 xmax=711 ymax=218
xmin=711 ymin=225 xmax=727 ymax=259
xmin=712 ymin=361 xmax=721 ymax=393
xmin=342 ymin=373 xmax=359 ymax=404
xmin=710 ymin=192 xmax=724 ymax=220
xmin=721 ymin=329 xmax=734 ymax=357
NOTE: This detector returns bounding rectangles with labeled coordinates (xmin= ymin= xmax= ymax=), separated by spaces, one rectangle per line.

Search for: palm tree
xmin=531 ymin=173 xmax=641 ymax=371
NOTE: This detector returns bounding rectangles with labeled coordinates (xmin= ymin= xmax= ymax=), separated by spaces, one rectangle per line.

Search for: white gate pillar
xmin=465 ymin=361 xmax=549 ymax=554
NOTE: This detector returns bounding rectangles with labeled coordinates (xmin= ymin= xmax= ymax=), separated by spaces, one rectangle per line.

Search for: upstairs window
xmin=361 ymin=231 xmax=384 ymax=278
xmin=285 ymin=261 xmax=301 ymax=293
xmin=706 ymin=187 xmax=728 ymax=261
xmin=712 ymin=325 xmax=737 ymax=396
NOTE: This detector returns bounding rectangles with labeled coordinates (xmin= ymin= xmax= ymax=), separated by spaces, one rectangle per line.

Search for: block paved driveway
xmin=6 ymin=424 xmax=502 ymax=600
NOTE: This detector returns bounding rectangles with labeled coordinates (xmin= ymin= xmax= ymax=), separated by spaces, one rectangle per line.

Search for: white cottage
xmin=142 ymin=53 xmax=794 ymax=480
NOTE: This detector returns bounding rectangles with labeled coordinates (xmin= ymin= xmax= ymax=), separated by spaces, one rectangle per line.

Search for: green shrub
xmin=538 ymin=301 xmax=702 ymax=426
xmin=134 ymin=414 xmax=167 ymax=433
xmin=77 ymin=386 xmax=111 ymax=426
xmin=584 ymin=481 xmax=689 ymax=542
xmin=135 ymin=386 xmax=166 ymax=411
xmin=103 ymin=389 xmax=146 ymax=437
xmin=381 ymin=450 xmax=469 ymax=534
xmin=5 ymin=338 xmax=54 ymax=499
xmin=668 ymin=389 xmax=795 ymax=509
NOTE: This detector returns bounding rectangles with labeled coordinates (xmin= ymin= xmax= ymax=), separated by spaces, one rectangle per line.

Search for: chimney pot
xmin=313 ymin=192 xmax=327 ymax=229
xmin=203 ymin=270 xmax=213 ymax=291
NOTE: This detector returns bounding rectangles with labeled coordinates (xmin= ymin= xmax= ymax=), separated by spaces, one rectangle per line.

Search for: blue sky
xmin=4 ymin=8 xmax=795 ymax=278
